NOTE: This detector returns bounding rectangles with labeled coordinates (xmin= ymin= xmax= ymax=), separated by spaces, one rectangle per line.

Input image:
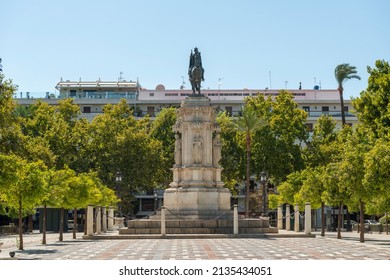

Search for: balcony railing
xmin=306 ymin=111 xmax=356 ymax=118
xmin=79 ymin=109 xmax=356 ymax=119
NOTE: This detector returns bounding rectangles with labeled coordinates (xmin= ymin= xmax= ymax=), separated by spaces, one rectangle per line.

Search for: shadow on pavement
xmin=18 ymin=249 xmax=58 ymax=255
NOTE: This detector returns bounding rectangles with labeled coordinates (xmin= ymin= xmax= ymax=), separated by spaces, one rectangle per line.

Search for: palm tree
xmin=334 ymin=63 xmax=361 ymax=126
xmin=233 ymin=106 xmax=264 ymax=218
xmin=334 ymin=63 xmax=360 ymax=233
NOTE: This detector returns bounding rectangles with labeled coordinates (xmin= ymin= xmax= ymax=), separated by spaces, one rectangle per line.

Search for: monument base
xmin=163 ymin=186 xmax=231 ymax=214
xmin=119 ymin=217 xmax=278 ymax=235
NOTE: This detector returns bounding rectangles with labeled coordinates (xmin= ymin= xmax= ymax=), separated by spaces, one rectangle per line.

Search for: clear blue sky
xmin=1 ymin=0 xmax=389 ymax=98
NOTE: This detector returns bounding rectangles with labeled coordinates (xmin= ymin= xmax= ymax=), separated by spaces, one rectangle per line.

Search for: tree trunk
xmin=18 ymin=197 xmax=24 ymax=250
xmin=346 ymin=207 xmax=351 ymax=232
xmin=59 ymin=208 xmax=64 ymax=242
xmin=73 ymin=208 xmax=77 ymax=239
xmin=245 ymin=131 xmax=251 ymax=218
xmin=359 ymin=200 xmax=365 ymax=243
xmin=337 ymin=202 xmax=342 ymax=239
xmin=42 ymin=204 xmax=47 ymax=244
xmin=338 ymin=87 xmax=346 ymax=126
xmin=28 ymin=214 xmax=33 ymax=233
xmin=321 ymin=202 xmax=325 ymax=237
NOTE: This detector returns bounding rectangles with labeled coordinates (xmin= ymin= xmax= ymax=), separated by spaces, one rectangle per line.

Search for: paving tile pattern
xmin=0 ymin=231 xmax=389 ymax=260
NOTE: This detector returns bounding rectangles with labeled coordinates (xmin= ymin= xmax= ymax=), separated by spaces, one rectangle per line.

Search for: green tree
xmin=62 ymin=171 xmax=117 ymax=239
xmin=247 ymin=91 xmax=308 ymax=185
xmin=340 ymin=125 xmax=376 ymax=242
xmin=298 ymin=166 xmax=327 ymax=236
xmin=89 ymin=100 xmax=164 ymax=216
xmin=353 ymin=60 xmax=390 ymax=137
xmin=216 ymin=111 xmax=246 ymax=191
xmin=363 ymin=138 xmax=390 ymax=234
xmin=0 ymin=74 xmax=24 ymax=155
xmin=334 ymin=63 xmax=361 ymax=126
xmin=45 ymin=167 xmax=75 ymax=241
xmin=322 ymin=162 xmax=349 ymax=239
xmin=273 ymin=171 xmax=306 ymax=208
xmin=149 ymin=107 xmax=177 ymax=187
xmin=0 ymin=155 xmax=47 ymax=250
xmin=301 ymin=115 xmax=339 ymax=235
xmin=303 ymin=115 xmax=338 ymax=168
xmin=233 ymin=106 xmax=265 ymax=217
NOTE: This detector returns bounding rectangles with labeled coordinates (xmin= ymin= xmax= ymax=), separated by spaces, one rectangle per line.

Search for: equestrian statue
xmin=188 ymin=47 xmax=205 ymax=95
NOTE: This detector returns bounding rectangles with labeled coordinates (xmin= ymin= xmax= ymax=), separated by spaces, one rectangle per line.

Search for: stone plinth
xmin=164 ymin=186 xmax=231 ymax=213
xmin=164 ymin=95 xmax=229 ymax=214
xmin=120 ymin=218 xmax=278 ymax=235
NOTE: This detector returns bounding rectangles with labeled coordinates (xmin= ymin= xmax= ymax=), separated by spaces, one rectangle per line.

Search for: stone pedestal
xmin=294 ymin=204 xmax=300 ymax=232
xmin=102 ymin=207 xmax=107 ymax=233
xmin=286 ymin=204 xmax=291 ymax=231
xmin=86 ymin=205 xmax=94 ymax=236
xmin=120 ymin=95 xmax=278 ymax=235
xmin=233 ymin=205 xmax=238 ymax=235
xmin=107 ymin=207 xmax=114 ymax=231
xmin=277 ymin=205 xmax=283 ymax=229
xmin=305 ymin=202 xmax=311 ymax=235
xmin=164 ymin=95 xmax=230 ymax=216
xmin=96 ymin=207 xmax=101 ymax=234
xmin=114 ymin=217 xmax=125 ymax=229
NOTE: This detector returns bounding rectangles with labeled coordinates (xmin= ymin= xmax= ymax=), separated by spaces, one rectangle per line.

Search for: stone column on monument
xmin=294 ymin=204 xmax=300 ymax=232
xmin=286 ymin=204 xmax=291 ymax=231
xmin=86 ymin=205 xmax=94 ymax=236
xmin=305 ymin=202 xmax=311 ymax=235
xmin=108 ymin=207 xmax=114 ymax=231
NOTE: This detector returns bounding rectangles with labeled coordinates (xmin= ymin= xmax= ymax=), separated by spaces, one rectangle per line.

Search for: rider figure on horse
xmin=188 ymin=47 xmax=205 ymax=95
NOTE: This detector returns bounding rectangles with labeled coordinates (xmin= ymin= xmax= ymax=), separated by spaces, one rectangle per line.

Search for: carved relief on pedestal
xmin=174 ymin=133 xmax=182 ymax=166
xmin=192 ymin=132 xmax=203 ymax=164
xmin=213 ymin=133 xmax=222 ymax=167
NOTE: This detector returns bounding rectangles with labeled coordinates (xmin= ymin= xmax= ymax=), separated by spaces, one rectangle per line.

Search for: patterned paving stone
xmin=0 ymin=231 xmax=389 ymax=260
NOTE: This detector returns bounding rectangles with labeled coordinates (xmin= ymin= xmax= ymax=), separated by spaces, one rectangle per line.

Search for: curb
xmin=82 ymin=233 xmax=316 ymax=240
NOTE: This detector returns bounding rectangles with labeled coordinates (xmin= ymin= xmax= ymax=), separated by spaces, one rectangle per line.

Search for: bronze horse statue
xmin=188 ymin=47 xmax=204 ymax=95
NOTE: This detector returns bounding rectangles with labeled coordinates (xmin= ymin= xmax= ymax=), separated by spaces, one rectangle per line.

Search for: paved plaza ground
xmin=1 ymin=230 xmax=389 ymax=260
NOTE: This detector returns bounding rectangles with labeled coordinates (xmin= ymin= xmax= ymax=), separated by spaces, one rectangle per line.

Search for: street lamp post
xmin=260 ymin=171 xmax=268 ymax=217
xmin=153 ymin=190 xmax=158 ymax=211
xmin=115 ymin=171 xmax=123 ymax=217
xmin=234 ymin=184 xmax=240 ymax=206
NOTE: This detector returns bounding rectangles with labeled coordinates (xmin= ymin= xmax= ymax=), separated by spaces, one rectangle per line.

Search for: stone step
xmin=119 ymin=227 xmax=278 ymax=235
xmin=120 ymin=218 xmax=277 ymax=235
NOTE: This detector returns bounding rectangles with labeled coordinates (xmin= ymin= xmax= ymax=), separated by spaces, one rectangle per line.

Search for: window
xmin=147 ymin=106 xmax=155 ymax=117
xmin=70 ymin=90 xmax=76 ymax=97
xmin=149 ymin=92 xmax=154 ymax=97
xmin=225 ymin=106 xmax=233 ymax=116
xmin=322 ymin=106 xmax=329 ymax=115
xmin=302 ymin=106 xmax=310 ymax=112
xmin=344 ymin=106 xmax=349 ymax=112
xmin=83 ymin=106 xmax=91 ymax=113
